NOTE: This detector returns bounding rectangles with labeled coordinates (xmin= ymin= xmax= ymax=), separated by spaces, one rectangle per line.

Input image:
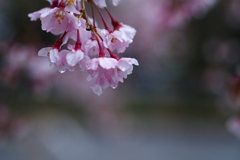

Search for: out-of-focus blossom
xmin=201 ymin=39 xmax=240 ymax=95
xmin=225 ymin=0 xmax=240 ymax=28
xmin=202 ymin=68 xmax=228 ymax=95
xmin=0 ymin=42 xmax=55 ymax=94
xmin=0 ymin=104 xmax=30 ymax=147
xmin=229 ymin=75 xmax=240 ymax=108
xmin=158 ymin=0 xmax=218 ymax=30
xmin=203 ymin=39 xmax=240 ymax=65
xmin=227 ymin=116 xmax=240 ymax=140
xmin=139 ymin=0 xmax=218 ymax=31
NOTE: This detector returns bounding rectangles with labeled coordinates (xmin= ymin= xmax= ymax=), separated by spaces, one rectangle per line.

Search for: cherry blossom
xmin=117 ymin=58 xmax=139 ymax=82
xmin=40 ymin=8 xmax=80 ymax=35
xmin=227 ymin=116 xmax=240 ymax=140
xmin=86 ymin=57 xmax=138 ymax=95
xmin=138 ymin=0 xmax=219 ymax=30
xmin=86 ymin=57 xmax=118 ymax=95
xmin=100 ymin=24 xmax=136 ymax=53
xmin=38 ymin=47 xmax=69 ymax=73
xmin=29 ymin=0 xmax=138 ymax=95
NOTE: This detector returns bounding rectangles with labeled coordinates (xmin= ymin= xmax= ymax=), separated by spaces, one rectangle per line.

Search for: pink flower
xmin=100 ymin=24 xmax=136 ymax=53
xmin=65 ymin=45 xmax=91 ymax=72
xmin=84 ymin=39 xmax=99 ymax=57
xmin=117 ymin=24 xmax=136 ymax=43
xmin=38 ymin=46 xmax=90 ymax=73
xmin=40 ymin=7 xmax=80 ymax=35
xmin=227 ymin=116 xmax=240 ymax=140
xmin=62 ymin=23 xmax=91 ymax=45
xmin=86 ymin=57 xmax=119 ymax=95
xmin=117 ymin=58 xmax=139 ymax=82
xmin=86 ymin=57 xmax=138 ymax=95
xmin=64 ymin=0 xmax=80 ymax=14
xmin=38 ymin=47 xmax=72 ymax=73
xmin=66 ymin=49 xmax=84 ymax=67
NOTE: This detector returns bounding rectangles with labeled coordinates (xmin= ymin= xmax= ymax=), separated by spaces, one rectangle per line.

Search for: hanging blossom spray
xmin=28 ymin=0 xmax=138 ymax=95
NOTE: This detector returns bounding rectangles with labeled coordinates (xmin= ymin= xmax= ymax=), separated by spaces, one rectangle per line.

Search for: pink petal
xmin=92 ymin=85 xmax=102 ymax=96
xmin=118 ymin=59 xmax=131 ymax=72
xmin=38 ymin=47 xmax=51 ymax=57
xmin=28 ymin=8 xmax=50 ymax=21
xmin=99 ymin=58 xmax=117 ymax=69
xmin=66 ymin=50 xmax=84 ymax=66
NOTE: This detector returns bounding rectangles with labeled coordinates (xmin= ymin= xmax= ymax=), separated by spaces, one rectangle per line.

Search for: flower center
xmin=111 ymin=38 xmax=118 ymax=43
xmin=55 ymin=10 xmax=65 ymax=24
xmin=66 ymin=0 xmax=75 ymax=6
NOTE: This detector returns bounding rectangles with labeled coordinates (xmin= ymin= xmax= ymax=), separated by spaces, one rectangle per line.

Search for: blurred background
xmin=0 ymin=0 xmax=240 ymax=159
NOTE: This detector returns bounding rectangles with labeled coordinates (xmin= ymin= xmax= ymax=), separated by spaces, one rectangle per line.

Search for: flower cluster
xmin=28 ymin=0 xmax=138 ymax=95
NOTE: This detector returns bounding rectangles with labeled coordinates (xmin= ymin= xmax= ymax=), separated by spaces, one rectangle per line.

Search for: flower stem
xmin=104 ymin=7 xmax=121 ymax=30
xmin=93 ymin=2 xmax=110 ymax=31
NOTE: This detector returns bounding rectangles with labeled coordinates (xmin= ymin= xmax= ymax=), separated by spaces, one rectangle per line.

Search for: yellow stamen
xmin=66 ymin=0 xmax=75 ymax=5
xmin=111 ymin=38 xmax=118 ymax=43
xmin=55 ymin=10 xmax=65 ymax=24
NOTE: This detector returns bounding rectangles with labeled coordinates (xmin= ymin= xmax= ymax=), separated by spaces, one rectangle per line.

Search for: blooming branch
xmin=28 ymin=0 xmax=138 ymax=95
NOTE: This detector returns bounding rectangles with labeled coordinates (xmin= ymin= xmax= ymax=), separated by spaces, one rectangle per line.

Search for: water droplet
xmin=112 ymin=85 xmax=117 ymax=89
xmin=59 ymin=69 xmax=66 ymax=73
